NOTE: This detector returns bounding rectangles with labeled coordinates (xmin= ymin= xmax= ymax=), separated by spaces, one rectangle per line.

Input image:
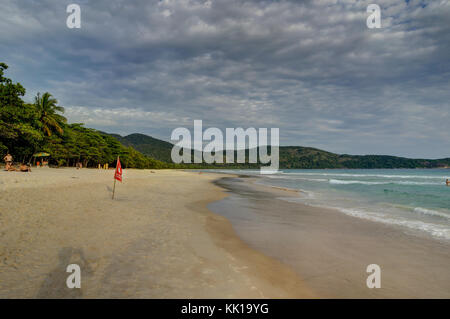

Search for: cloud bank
xmin=1 ymin=0 xmax=449 ymax=158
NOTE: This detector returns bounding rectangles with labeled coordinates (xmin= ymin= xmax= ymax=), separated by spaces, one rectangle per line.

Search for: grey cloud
xmin=0 ymin=0 xmax=449 ymax=158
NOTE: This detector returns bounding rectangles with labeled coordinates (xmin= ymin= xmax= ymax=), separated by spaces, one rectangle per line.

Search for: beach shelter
xmin=32 ymin=152 xmax=50 ymax=166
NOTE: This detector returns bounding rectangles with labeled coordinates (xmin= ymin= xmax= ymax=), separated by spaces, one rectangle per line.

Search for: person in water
xmin=446 ymin=179 xmax=450 ymax=186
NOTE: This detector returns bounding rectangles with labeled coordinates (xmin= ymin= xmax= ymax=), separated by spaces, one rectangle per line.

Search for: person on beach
xmin=19 ymin=163 xmax=31 ymax=172
xmin=5 ymin=164 xmax=16 ymax=171
xmin=3 ymin=153 xmax=13 ymax=166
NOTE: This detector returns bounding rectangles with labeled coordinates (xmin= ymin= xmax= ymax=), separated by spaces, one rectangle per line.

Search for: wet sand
xmin=209 ymin=176 xmax=450 ymax=298
xmin=0 ymin=168 xmax=313 ymax=298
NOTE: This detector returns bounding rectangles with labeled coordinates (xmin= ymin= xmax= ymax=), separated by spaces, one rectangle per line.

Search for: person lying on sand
xmin=5 ymin=163 xmax=16 ymax=171
xmin=19 ymin=163 xmax=31 ymax=172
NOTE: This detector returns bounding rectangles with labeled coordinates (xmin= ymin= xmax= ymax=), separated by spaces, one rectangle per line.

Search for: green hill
xmin=279 ymin=147 xmax=450 ymax=169
xmin=105 ymin=133 xmax=450 ymax=169
xmin=102 ymin=133 xmax=174 ymax=163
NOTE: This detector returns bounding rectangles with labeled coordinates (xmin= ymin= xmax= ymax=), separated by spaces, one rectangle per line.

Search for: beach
xmin=0 ymin=168 xmax=313 ymax=298
xmin=210 ymin=176 xmax=450 ymax=298
xmin=1 ymin=168 xmax=449 ymax=299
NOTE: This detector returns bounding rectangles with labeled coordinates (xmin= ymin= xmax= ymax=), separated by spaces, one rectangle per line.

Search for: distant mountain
xmin=105 ymin=132 xmax=450 ymax=169
xmin=279 ymin=147 xmax=450 ymax=169
xmin=104 ymin=133 xmax=174 ymax=163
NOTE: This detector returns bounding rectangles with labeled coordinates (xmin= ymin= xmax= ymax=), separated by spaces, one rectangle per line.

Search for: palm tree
xmin=34 ymin=92 xmax=67 ymax=136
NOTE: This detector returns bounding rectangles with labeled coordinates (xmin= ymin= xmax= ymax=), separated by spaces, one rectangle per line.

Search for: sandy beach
xmin=0 ymin=168 xmax=314 ymax=298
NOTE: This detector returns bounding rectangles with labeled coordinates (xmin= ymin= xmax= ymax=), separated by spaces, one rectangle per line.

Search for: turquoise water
xmin=212 ymin=169 xmax=450 ymax=241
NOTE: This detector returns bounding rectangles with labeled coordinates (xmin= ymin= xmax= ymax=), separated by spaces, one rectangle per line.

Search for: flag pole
xmin=112 ymin=155 xmax=119 ymax=200
xmin=112 ymin=177 xmax=116 ymax=200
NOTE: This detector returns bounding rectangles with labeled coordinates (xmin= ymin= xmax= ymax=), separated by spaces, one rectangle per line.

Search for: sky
xmin=0 ymin=0 xmax=449 ymax=158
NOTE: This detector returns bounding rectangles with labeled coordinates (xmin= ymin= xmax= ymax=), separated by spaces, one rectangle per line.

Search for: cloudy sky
xmin=1 ymin=0 xmax=449 ymax=158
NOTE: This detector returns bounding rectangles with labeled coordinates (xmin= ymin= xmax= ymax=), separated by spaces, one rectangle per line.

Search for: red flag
xmin=114 ymin=157 xmax=122 ymax=182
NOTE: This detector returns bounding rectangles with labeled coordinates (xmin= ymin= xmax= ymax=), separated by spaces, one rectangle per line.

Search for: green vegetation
xmin=34 ymin=92 xmax=66 ymax=136
xmin=103 ymin=133 xmax=174 ymax=163
xmin=0 ymin=63 xmax=170 ymax=168
xmin=278 ymin=147 xmax=450 ymax=169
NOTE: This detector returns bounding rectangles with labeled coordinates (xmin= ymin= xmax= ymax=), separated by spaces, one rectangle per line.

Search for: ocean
xmin=210 ymin=169 xmax=450 ymax=241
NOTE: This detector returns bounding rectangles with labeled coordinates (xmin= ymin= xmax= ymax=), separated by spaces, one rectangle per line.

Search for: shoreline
xmin=0 ymin=168 xmax=314 ymax=298
xmin=209 ymin=175 xmax=450 ymax=298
